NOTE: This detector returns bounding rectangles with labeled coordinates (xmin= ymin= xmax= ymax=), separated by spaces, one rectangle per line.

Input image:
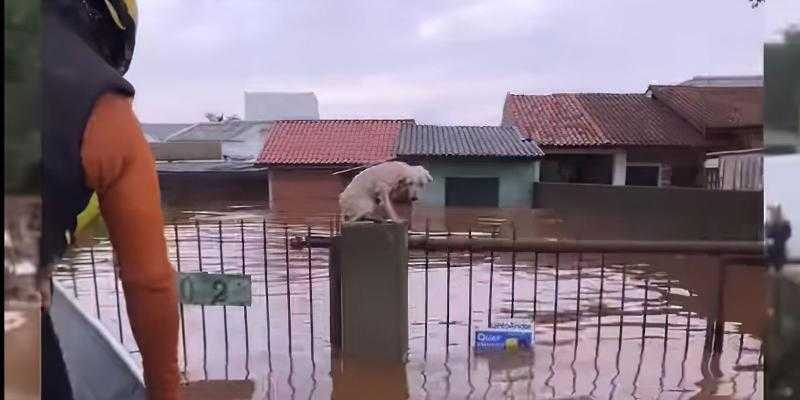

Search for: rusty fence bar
xmin=239 ymin=220 xmax=251 ymax=377
xmin=293 ymin=234 xmax=764 ymax=255
xmin=261 ymin=219 xmax=272 ymax=369
xmin=217 ymin=221 xmax=230 ymax=379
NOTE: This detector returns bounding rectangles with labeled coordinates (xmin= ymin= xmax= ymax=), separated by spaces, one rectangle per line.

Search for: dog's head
xmin=395 ymin=165 xmax=433 ymax=202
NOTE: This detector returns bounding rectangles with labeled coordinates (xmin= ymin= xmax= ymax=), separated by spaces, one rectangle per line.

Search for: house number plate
xmin=177 ymin=272 xmax=252 ymax=306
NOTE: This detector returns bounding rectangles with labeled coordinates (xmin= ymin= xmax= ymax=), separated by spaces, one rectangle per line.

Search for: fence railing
xmin=53 ymin=220 xmax=765 ymax=398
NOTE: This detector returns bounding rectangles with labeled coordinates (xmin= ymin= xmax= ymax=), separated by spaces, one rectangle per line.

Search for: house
xmin=161 ymin=119 xmax=273 ymax=162
xmin=395 ymin=125 xmax=544 ymax=207
xmin=146 ymin=120 xmax=273 ymax=206
xmin=502 ymin=80 xmax=764 ymax=188
xmin=257 ymin=119 xmax=413 ymax=212
xmin=502 ymin=93 xmax=712 ymax=187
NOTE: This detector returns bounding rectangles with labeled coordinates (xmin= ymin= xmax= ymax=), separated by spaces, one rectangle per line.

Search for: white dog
xmin=339 ymin=161 xmax=433 ymax=223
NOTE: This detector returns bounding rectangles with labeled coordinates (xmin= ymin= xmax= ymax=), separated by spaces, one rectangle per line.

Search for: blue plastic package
xmin=474 ymin=319 xmax=534 ymax=352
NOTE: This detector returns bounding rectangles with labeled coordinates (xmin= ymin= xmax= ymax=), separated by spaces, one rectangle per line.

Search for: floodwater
xmin=53 ymin=198 xmax=767 ymax=399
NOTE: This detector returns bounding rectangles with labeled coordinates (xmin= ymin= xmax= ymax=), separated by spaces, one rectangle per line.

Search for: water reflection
xmin=52 ymin=200 xmax=766 ymax=399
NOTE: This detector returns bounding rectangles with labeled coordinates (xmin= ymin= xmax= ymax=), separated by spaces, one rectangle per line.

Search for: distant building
xmin=142 ymin=120 xmax=273 ymax=206
xmin=244 ymin=92 xmax=320 ymax=121
xmin=257 ymin=119 xmax=412 ymax=212
xmin=395 ymin=125 xmax=544 ymax=207
xmin=162 ymin=120 xmax=273 ymax=162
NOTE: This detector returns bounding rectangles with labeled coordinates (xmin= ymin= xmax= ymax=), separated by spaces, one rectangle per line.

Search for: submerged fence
xmin=53 ymin=219 xmax=766 ymax=398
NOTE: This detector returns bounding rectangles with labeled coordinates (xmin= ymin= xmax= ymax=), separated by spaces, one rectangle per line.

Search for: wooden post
xmin=338 ymin=221 xmax=408 ymax=363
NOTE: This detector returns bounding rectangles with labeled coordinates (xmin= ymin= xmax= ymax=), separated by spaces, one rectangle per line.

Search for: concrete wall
xmin=415 ymin=159 xmax=538 ymax=208
xmin=158 ymin=171 xmax=268 ymax=208
xmin=532 ymin=182 xmax=762 ymax=240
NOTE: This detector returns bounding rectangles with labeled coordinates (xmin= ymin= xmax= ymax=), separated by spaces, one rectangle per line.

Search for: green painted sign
xmin=177 ymin=272 xmax=252 ymax=306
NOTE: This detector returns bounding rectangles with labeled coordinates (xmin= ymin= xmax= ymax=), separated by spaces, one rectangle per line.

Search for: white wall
xmin=612 ymin=151 xmax=627 ymax=185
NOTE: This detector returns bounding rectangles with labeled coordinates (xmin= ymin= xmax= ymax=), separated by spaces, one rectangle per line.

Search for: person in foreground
xmin=42 ymin=1 xmax=180 ymax=399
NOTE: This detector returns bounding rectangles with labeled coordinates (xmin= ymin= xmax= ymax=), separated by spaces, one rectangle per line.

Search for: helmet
xmin=45 ymin=0 xmax=138 ymax=74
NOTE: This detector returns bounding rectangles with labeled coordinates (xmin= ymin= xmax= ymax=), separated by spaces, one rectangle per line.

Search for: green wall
xmin=416 ymin=159 xmax=539 ymax=207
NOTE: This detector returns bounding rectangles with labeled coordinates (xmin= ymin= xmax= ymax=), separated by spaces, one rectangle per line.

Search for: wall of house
xmin=532 ymin=182 xmax=762 ymax=240
xmin=158 ymin=171 xmax=268 ymax=209
xmin=415 ymin=159 xmax=539 ymax=208
xmin=267 ymin=169 xmax=349 ymax=214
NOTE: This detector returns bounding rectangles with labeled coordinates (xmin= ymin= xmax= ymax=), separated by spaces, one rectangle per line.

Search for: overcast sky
xmin=126 ymin=0 xmax=793 ymax=125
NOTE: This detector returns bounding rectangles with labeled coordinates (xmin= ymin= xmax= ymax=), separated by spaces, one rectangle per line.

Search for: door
xmin=445 ymin=177 xmax=500 ymax=207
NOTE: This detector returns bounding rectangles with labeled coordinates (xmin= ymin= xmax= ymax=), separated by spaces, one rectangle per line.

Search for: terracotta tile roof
xmin=396 ymin=125 xmax=544 ymax=158
xmin=648 ymin=85 xmax=763 ymax=131
xmin=257 ymin=119 xmax=413 ymax=166
xmin=503 ymin=93 xmax=710 ymax=147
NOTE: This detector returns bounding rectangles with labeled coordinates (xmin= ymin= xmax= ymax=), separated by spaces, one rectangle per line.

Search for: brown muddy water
xmin=53 ymin=201 xmax=766 ymax=399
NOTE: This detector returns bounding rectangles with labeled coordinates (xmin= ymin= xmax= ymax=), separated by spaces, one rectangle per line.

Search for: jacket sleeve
xmin=80 ymin=93 xmax=181 ymax=400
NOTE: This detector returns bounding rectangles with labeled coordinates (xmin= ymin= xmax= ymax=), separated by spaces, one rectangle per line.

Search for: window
xmin=625 ymin=164 xmax=660 ymax=186
xmin=445 ymin=177 xmax=499 ymax=207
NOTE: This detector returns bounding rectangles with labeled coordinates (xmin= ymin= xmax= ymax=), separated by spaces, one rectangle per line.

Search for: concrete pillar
xmin=612 ymin=150 xmax=627 ymax=186
xmin=331 ymin=359 xmax=409 ymax=399
xmin=338 ymin=222 xmax=408 ymax=362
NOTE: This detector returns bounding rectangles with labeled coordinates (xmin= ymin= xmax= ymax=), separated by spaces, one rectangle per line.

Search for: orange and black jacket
xmin=43 ymin=9 xmax=180 ymax=400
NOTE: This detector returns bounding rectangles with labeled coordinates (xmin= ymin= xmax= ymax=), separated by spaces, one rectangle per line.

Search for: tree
xmin=751 ymin=0 xmax=765 ymax=8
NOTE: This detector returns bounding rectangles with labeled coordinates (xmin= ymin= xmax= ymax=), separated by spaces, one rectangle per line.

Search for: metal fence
xmin=53 ymin=220 xmax=765 ymax=398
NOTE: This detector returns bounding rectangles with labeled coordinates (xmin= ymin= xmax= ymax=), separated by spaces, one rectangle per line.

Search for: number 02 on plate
xmin=177 ymin=272 xmax=252 ymax=306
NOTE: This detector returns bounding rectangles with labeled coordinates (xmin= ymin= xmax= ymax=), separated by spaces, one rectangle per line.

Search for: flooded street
xmin=52 ymin=199 xmax=766 ymax=399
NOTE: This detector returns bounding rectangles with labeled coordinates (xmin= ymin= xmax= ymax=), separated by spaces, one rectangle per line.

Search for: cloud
xmin=417 ymin=0 xmax=550 ymax=42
